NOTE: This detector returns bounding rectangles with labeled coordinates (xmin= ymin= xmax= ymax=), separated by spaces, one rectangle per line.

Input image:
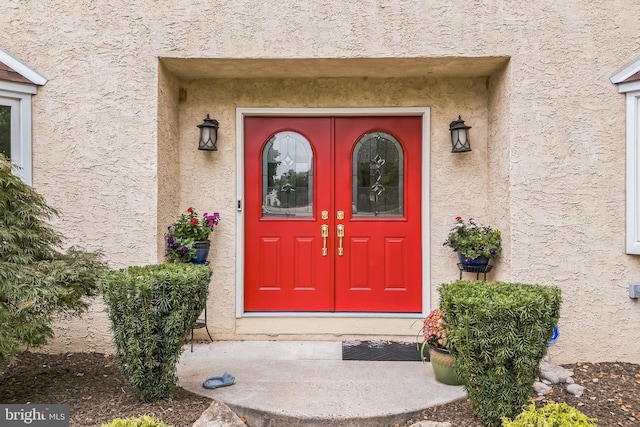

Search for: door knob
xmin=321 ymin=224 xmax=329 ymax=256
xmin=337 ymin=224 xmax=344 ymax=256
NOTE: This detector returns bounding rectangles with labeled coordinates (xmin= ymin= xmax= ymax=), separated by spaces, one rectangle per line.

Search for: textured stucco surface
xmin=1 ymin=0 xmax=639 ymax=363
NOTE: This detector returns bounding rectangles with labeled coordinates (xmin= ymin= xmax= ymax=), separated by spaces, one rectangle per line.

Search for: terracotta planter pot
xmin=428 ymin=345 xmax=463 ymax=386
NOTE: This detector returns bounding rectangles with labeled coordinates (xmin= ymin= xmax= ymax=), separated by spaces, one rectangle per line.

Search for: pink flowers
xmin=422 ymin=308 xmax=448 ymax=349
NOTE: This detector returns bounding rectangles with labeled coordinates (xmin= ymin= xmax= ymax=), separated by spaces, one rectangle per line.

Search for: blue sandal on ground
xmin=203 ymin=372 xmax=235 ymax=389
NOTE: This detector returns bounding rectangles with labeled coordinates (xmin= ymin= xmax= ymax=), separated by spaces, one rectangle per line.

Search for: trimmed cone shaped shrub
xmin=440 ymin=280 xmax=561 ymax=427
xmin=102 ymin=263 xmax=211 ymax=402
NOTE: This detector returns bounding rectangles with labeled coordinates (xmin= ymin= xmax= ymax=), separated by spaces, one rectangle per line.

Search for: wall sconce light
xmin=449 ymin=115 xmax=472 ymax=153
xmin=197 ymin=114 xmax=219 ymax=151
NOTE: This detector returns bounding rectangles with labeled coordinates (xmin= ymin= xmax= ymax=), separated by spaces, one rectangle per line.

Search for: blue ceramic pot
xmin=193 ymin=240 xmax=211 ymax=264
xmin=458 ymin=253 xmax=489 ymax=267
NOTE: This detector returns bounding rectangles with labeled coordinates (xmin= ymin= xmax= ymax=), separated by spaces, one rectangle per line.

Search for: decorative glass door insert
xmin=262 ymin=131 xmax=314 ymax=217
xmin=352 ymin=132 xmax=404 ymax=217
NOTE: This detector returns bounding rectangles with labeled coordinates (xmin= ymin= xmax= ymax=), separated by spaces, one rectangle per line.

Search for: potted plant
xmin=443 ymin=216 xmax=501 ymax=267
xmin=165 ymin=207 xmax=221 ymax=264
xmin=419 ymin=308 xmax=463 ymax=385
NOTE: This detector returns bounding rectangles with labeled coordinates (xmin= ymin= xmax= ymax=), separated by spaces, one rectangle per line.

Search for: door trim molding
xmin=235 ymin=107 xmax=431 ymax=318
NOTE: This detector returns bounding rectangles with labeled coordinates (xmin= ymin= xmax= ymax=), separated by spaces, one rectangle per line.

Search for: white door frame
xmin=235 ymin=107 xmax=431 ymax=318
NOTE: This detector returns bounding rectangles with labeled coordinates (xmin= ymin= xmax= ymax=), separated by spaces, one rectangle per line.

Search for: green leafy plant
xmin=443 ymin=216 xmax=502 ymax=263
xmin=101 ymin=416 xmax=172 ymax=427
xmin=102 ymin=263 xmax=211 ymax=402
xmin=0 ymin=154 xmax=106 ymax=374
xmin=440 ymin=280 xmax=561 ymax=427
xmin=502 ymin=402 xmax=597 ymax=426
xmin=165 ymin=207 xmax=220 ymax=263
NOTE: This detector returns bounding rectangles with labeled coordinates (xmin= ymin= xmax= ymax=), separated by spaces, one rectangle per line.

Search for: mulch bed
xmin=399 ymin=360 xmax=640 ymax=427
xmin=0 ymin=352 xmax=211 ymax=427
xmin=1 ymin=351 xmax=639 ymax=426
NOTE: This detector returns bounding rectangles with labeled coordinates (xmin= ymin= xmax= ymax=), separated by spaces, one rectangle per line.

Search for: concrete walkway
xmin=177 ymin=341 xmax=466 ymax=427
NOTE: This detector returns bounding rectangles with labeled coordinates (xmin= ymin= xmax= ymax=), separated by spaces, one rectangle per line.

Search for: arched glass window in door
xmin=262 ymin=131 xmax=313 ymax=217
xmin=352 ymin=132 xmax=404 ymax=217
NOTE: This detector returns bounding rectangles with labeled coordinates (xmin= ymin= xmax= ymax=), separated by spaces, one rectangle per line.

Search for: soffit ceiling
xmin=160 ymin=57 xmax=509 ymax=80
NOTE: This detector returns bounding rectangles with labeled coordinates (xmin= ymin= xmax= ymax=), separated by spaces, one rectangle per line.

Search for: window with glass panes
xmin=0 ymin=104 xmax=10 ymax=158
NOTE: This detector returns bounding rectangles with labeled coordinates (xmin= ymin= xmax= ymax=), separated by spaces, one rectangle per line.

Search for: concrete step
xmin=177 ymin=341 xmax=466 ymax=427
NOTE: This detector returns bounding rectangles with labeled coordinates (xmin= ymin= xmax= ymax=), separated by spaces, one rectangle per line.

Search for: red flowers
xmin=165 ymin=207 xmax=222 ymax=263
xmin=189 ymin=208 xmax=199 ymax=227
xmin=455 ymin=216 xmax=462 ymax=221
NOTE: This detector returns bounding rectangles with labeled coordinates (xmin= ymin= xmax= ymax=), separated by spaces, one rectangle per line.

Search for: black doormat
xmin=341 ymin=340 xmax=426 ymax=361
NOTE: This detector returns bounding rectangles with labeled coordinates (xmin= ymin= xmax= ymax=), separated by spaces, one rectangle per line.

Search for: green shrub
xmin=502 ymin=402 xmax=597 ymax=426
xmin=101 ymin=415 xmax=172 ymax=427
xmin=0 ymin=154 xmax=106 ymax=374
xmin=440 ymin=280 xmax=561 ymax=427
xmin=102 ymin=263 xmax=211 ymax=402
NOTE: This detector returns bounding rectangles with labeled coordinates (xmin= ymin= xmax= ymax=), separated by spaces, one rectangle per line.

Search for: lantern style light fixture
xmin=449 ymin=115 xmax=472 ymax=153
xmin=197 ymin=114 xmax=219 ymax=151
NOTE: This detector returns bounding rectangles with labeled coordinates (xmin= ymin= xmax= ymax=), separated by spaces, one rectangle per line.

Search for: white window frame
xmin=0 ymin=87 xmax=35 ymax=185
xmin=0 ymin=48 xmax=47 ymax=186
xmin=623 ymin=89 xmax=640 ymax=254
xmin=611 ymin=60 xmax=640 ymax=253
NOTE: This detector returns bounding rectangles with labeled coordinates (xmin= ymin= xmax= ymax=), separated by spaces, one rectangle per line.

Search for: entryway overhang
xmin=160 ymin=56 xmax=509 ymax=80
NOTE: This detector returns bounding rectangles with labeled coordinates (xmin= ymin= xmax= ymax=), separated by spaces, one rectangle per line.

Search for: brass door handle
xmin=321 ymin=224 xmax=329 ymax=256
xmin=337 ymin=224 xmax=344 ymax=256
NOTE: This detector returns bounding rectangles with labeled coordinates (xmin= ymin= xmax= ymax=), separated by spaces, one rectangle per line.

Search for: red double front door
xmin=244 ymin=116 xmax=422 ymax=312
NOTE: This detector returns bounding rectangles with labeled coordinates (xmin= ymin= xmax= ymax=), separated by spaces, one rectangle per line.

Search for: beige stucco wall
xmin=1 ymin=0 xmax=638 ymax=363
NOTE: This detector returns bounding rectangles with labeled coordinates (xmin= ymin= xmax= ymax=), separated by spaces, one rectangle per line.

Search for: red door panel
xmin=244 ymin=117 xmax=333 ymax=311
xmin=259 ymin=237 xmax=281 ymax=289
xmin=293 ymin=237 xmax=315 ymax=289
xmin=349 ymin=237 xmax=370 ymax=290
xmin=385 ymin=237 xmax=407 ymax=289
xmin=244 ymin=116 xmax=422 ymax=313
xmin=333 ymin=117 xmax=422 ymax=312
